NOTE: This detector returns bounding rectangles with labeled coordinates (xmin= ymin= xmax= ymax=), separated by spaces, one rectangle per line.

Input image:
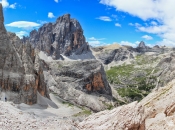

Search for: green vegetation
xmin=102 ymin=102 xmax=114 ymax=110
xmin=106 ymin=64 xmax=134 ymax=84
xmin=106 ymin=54 xmax=160 ymax=103
xmin=73 ymin=108 xmax=91 ymax=117
xmin=62 ymin=101 xmax=74 ymax=107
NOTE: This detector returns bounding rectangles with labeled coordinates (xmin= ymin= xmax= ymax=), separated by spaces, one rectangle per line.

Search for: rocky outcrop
xmin=0 ymin=4 xmax=49 ymax=104
xmin=78 ymin=78 xmax=175 ymax=129
xmin=136 ymin=41 xmax=150 ymax=52
xmin=24 ymin=14 xmax=90 ymax=60
xmin=43 ymin=60 xmax=113 ymax=112
xmin=97 ymin=48 xmax=134 ymax=64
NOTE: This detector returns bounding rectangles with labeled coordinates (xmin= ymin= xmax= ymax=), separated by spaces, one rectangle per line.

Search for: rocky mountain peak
xmin=24 ymin=14 xmax=90 ymax=59
xmin=0 ymin=4 xmax=6 ymax=34
xmin=138 ymin=41 xmax=146 ymax=48
xmin=0 ymin=4 xmax=4 ymax=22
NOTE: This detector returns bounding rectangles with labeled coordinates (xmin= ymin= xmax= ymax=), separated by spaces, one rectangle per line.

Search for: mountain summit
xmin=23 ymin=14 xmax=90 ymax=59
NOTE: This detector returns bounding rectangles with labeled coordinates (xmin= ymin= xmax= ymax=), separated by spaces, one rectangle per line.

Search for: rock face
xmin=136 ymin=41 xmax=150 ymax=52
xmin=92 ymin=44 xmax=134 ymax=65
xmin=24 ymin=14 xmax=90 ymax=60
xmin=96 ymin=48 xmax=134 ymax=64
xmin=43 ymin=60 xmax=113 ymax=112
xmin=79 ymin=79 xmax=175 ymax=130
xmin=0 ymin=4 xmax=49 ymax=104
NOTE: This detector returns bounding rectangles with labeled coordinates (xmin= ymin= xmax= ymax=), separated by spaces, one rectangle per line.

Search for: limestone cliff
xmin=23 ymin=14 xmax=90 ymax=60
xmin=43 ymin=60 xmax=113 ymax=112
xmin=0 ymin=4 xmax=49 ymax=104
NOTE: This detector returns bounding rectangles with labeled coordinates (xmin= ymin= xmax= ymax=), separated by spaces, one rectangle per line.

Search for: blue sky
xmin=1 ymin=0 xmax=175 ymax=47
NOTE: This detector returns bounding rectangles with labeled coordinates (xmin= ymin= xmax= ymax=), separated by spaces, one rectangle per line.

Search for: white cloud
xmin=89 ymin=40 xmax=101 ymax=46
xmin=156 ymin=39 xmax=175 ymax=47
xmin=119 ymin=41 xmax=139 ymax=47
xmin=96 ymin=16 xmax=112 ymax=21
xmin=100 ymin=0 xmax=175 ymax=45
xmin=48 ymin=12 xmax=55 ymax=18
xmin=128 ymin=22 xmax=141 ymax=27
xmin=0 ymin=0 xmax=17 ymax=9
xmin=128 ymin=23 xmax=134 ymax=26
xmin=0 ymin=0 xmax=9 ymax=8
xmin=37 ymin=20 xmax=47 ymax=24
xmin=115 ymin=23 xmax=121 ymax=27
xmin=89 ymin=37 xmax=106 ymax=41
xmin=54 ymin=0 xmax=58 ymax=3
xmin=88 ymin=37 xmax=107 ymax=46
xmin=151 ymin=21 xmax=157 ymax=26
xmin=15 ymin=31 xmax=28 ymax=39
xmin=9 ymin=3 xmax=16 ymax=9
xmin=141 ymin=35 xmax=153 ymax=40
xmin=6 ymin=21 xmax=40 ymax=29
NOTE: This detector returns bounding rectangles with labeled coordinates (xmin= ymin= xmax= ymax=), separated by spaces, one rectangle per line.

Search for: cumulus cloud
xmin=100 ymin=0 xmax=175 ymax=45
xmin=141 ymin=35 xmax=153 ymax=40
xmin=0 ymin=0 xmax=17 ymax=9
xmin=115 ymin=23 xmax=121 ymax=27
xmin=96 ymin=16 xmax=112 ymax=21
xmin=15 ymin=31 xmax=28 ymax=39
xmin=48 ymin=12 xmax=55 ymax=18
xmin=6 ymin=21 xmax=40 ymax=30
xmin=156 ymin=39 xmax=175 ymax=47
xmin=88 ymin=37 xmax=106 ymax=46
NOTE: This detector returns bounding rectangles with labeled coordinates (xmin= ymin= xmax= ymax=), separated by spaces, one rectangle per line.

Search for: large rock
xmin=0 ymin=4 xmax=49 ymax=104
xmin=43 ymin=60 xmax=113 ymax=112
xmin=24 ymin=14 xmax=90 ymax=60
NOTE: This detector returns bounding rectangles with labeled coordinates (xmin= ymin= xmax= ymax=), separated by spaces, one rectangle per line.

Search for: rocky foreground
xmin=1 ymin=77 xmax=175 ymax=130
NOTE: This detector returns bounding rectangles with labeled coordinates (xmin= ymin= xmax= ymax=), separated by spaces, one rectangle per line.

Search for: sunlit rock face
xmin=23 ymin=14 xmax=90 ymax=60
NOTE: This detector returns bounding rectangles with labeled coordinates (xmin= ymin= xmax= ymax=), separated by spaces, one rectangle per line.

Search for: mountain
xmin=23 ymin=14 xmax=92 ymax=60
xmin=0 ymin=4 xmax=49 ymax=104
xmin=0 ymin=3 xmax=113 ymax=112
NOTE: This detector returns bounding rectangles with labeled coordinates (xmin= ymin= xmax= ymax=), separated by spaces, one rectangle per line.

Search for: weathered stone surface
xmin=43 ymin=60 xmax=113 ymax=112
xmin=0 ymin=4 xmax=49 ymax=104
xmin=98 ymin=48 xmax=134 ymax=64
xmin=24 ymin=14 xmax=90 ymax=60
xmin=79 ymin=79 xmax=175 ymax=130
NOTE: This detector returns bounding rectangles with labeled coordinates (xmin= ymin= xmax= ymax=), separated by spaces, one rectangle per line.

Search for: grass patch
xmin=73 ymin=109 xmax=91 ymax=117
xmin=62 ymin=101 xmax=74 ymax=107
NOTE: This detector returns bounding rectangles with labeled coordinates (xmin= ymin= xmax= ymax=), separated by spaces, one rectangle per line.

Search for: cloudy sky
xmin=1 ymin=0 xmax=175 ymax=47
